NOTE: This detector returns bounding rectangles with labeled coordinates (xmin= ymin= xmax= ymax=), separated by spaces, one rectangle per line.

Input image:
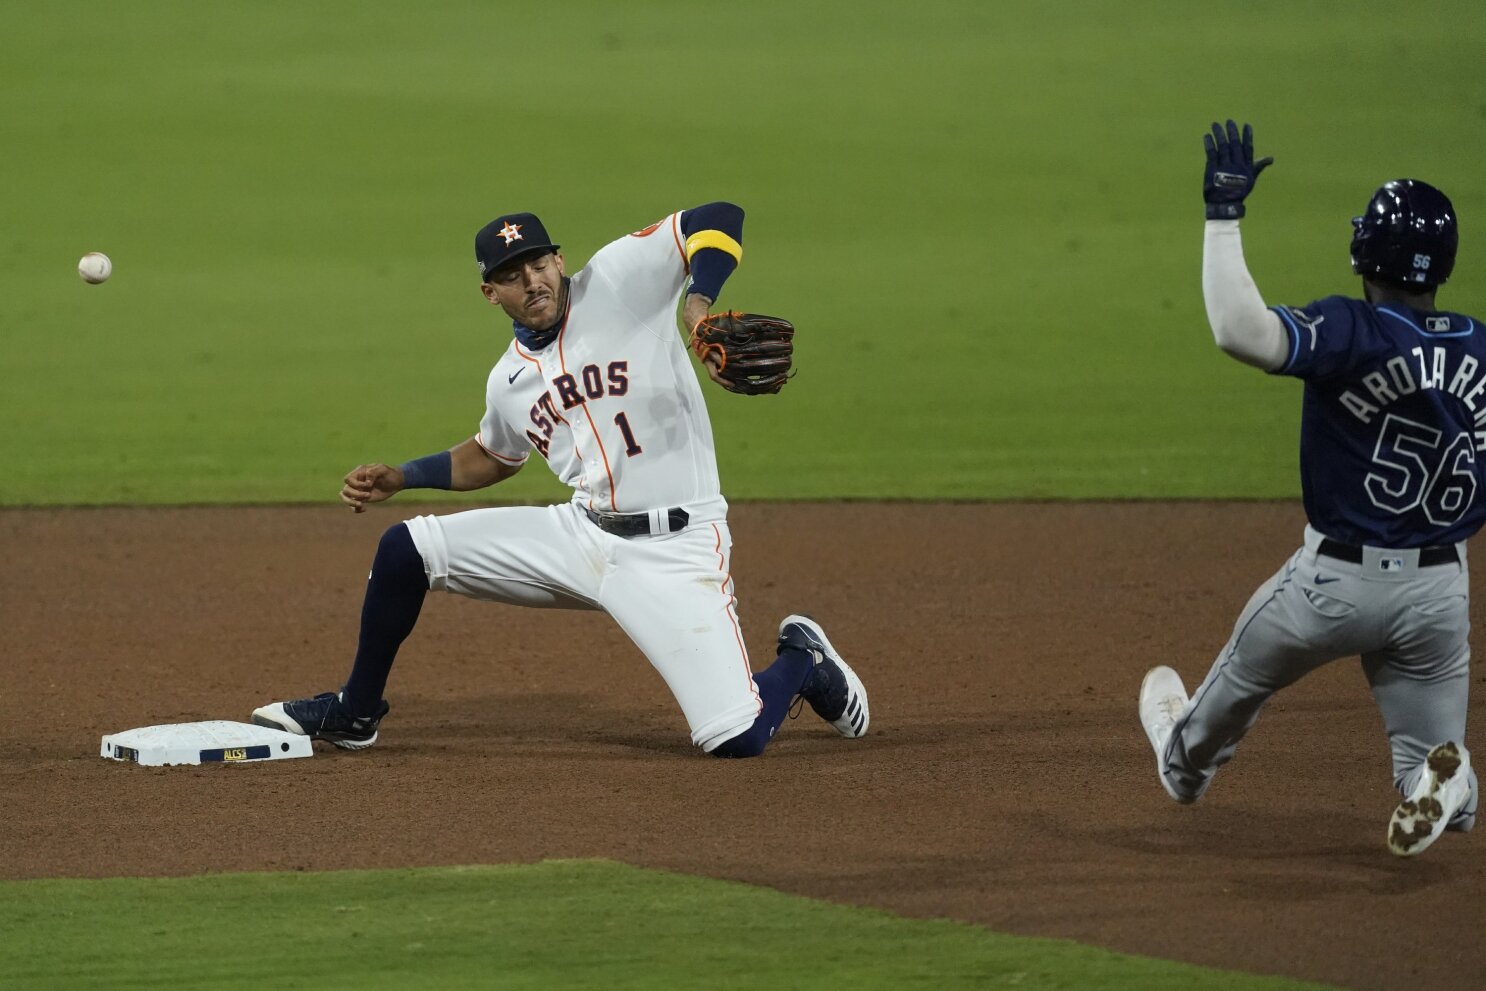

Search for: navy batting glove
xmin=1203 ymin=120 xmax=1274 ymax=219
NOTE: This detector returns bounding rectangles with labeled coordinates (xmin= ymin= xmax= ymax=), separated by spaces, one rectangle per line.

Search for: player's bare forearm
xmin=682 ymin=293 xmax=713 ymax=334
xmin=340 ymin=440 xmax=517 ymax=513
xmin=682 ymin=294 xmax=734 ymax=388
xmin=450 ymin=436 xmax=520 ymax=490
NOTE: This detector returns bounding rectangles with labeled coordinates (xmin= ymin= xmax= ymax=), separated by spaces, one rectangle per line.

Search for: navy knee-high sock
xmin=340 ymin=523 xmax=427 ymax=715
xmin=711 ymin=645 xmax=815 ymax=758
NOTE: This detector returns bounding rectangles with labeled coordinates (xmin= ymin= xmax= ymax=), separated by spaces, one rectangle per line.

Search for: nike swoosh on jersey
xmin=508 ymin=367 xmax=525 ymax=385
xmin=1315 ymin=576 xmax=1340 ymax=584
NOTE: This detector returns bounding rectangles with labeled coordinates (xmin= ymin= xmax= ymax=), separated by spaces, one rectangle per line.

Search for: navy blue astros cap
xmin=475 ymin=213 xmax=560 ymax=280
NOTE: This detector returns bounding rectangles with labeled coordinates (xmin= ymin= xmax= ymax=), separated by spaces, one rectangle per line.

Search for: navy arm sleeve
xmin=680 ymin=202 xmax=744 ymax=301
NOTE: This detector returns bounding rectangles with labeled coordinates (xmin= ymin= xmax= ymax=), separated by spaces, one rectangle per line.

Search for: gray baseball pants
xmin=1164 ymin=525 xmax=1478 ymax=828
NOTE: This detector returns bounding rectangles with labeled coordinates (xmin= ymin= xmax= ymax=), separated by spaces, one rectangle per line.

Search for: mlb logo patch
xmin=1379 ymin=557 xmax=1405 ymax=572
xmin=1426 ymin=316 xmax=1452 ymax=333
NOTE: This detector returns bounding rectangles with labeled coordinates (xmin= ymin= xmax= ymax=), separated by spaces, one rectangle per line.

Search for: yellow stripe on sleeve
xmin=684 ymin=229 xmax=743 ymax=264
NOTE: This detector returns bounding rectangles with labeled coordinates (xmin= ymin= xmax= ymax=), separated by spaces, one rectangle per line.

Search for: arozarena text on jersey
xmin=1337 ymin=340 xmax=1486 ymax=447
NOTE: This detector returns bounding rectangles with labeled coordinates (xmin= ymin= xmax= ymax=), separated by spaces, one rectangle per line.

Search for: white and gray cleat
xmin=1139 ymin=665 xmax=1194 ymax=804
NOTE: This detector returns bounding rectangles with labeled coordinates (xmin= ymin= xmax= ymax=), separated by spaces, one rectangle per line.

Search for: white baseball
xmin=78 ymin=252 xmax=112 ymax=284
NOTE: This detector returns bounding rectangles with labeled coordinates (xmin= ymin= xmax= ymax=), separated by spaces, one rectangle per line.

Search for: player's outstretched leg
xmin=1387 ymin=742 xmax=1475 ymax=857
xmin=252 ymin=691 xmax=389 ymax=750
xmin=782 ymin=614 xmax=869 ymax=738
xmin=1138 ymin=666 xmax=1197 ymax=804
xmin=251 ymin=522 xmax=426 ymax=749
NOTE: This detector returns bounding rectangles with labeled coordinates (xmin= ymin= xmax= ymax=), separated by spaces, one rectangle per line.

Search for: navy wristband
xmin=398 ymin=451 xmax=453 ymax=490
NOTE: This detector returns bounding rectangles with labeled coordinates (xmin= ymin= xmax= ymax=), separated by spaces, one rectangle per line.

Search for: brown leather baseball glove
xmin=688 ymin=311 xmax=795 ymax=395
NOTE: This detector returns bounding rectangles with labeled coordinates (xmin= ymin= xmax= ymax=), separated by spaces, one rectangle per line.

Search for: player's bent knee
xmin=709 ymin=724 xmax=769 ymax=759
xmin=375 ymin=523 xmax=426 ymax=582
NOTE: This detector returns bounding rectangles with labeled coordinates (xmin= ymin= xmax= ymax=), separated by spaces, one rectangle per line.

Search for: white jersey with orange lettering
xmin=474 ymin=211 xmax=727 ymax=526
xmin=400 ymin=211 xmax=760 ymax=751
xmin=251 ymin=204 xmax=872 ymax=761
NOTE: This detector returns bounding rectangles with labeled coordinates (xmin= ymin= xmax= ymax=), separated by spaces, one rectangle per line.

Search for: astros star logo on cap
xmin=498 ymin=222 xmax=524 ymax=245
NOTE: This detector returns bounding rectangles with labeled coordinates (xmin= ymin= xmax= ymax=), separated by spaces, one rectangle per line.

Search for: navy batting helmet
xmin=1350 ymin=179 xmax=1457 ymax=289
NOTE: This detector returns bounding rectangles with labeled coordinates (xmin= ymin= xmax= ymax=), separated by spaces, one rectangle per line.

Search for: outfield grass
xmin=0 ymin=860 xmax=1339 ymax=991
xmin=0 ymin=5 xmax=1476 ymax=985
xmin=4 ymin=2 xmax=1483 ymax=503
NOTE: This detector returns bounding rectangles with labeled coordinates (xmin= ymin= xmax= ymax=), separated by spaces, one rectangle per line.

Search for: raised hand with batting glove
xmin=1203 ymin=119 xmax=1274 ymax=219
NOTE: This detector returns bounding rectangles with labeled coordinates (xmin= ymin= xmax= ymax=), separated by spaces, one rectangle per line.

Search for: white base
xmin=101 ymin=720 xmax=313 ymax=766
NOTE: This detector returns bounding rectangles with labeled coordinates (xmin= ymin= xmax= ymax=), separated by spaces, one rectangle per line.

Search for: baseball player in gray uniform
xmin=1140 ymin=120 xmax=1478 ymax=856
xmin=251 ymin=203 xmax=868 ymax=758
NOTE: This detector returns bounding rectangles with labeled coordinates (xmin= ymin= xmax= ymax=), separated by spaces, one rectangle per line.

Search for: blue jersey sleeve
xmin=1273 ymin=296 xmax=1384 ymax=381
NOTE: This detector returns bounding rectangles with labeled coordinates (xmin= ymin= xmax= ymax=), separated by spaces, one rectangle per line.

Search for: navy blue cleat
xmin=251 ymin=691 xmax=389 ymax=750
xmin=779 ymin=614 xmax=869 ymax=738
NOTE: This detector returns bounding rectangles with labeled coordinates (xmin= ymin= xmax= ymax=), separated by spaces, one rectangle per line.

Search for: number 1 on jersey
xmin=614 ymin=411 xmax=643 ymax=456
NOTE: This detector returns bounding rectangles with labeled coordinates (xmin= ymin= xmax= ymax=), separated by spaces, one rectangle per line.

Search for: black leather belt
xmin=583 ymin=506 xmax=690 ymax=538
xmin=1317 ymin=538 xmax=1458 ymax=567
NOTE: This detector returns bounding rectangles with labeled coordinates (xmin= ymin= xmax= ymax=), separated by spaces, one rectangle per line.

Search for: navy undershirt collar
xmin=511 ymin=278 xmax=571 ymax=350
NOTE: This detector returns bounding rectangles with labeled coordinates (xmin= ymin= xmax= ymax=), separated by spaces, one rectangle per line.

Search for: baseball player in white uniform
xmin=252 ymin=204 xmax=868 ymax=758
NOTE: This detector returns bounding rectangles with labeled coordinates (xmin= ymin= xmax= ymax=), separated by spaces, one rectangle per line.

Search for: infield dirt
xmin=2 ymin=502 xmax=1481 ymax=991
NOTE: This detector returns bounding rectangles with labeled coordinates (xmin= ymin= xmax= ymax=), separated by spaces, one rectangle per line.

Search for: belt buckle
xmin=590 ymin=508 xmax=644 ymax=537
